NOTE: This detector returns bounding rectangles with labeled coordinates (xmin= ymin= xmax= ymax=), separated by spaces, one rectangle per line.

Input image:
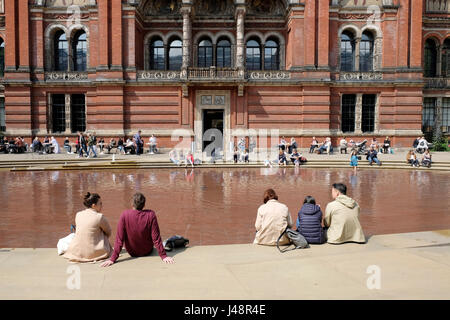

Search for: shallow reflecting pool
xmin=0 ymin=168 xmax=449 ymax=248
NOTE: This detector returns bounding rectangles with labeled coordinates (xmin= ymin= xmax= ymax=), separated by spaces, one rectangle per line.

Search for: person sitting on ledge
xmin=297 ymin=196 xmax=326 ymax=244
xmin=421 ymin=149 xmax=432 ymax=168
xmin=254 ymin=189 xmax=293 ymax=246
xmin=241 ymin=148 xmax=249 ymax=163
xmin=290 ymin=148 xmax=301 ymax=166
xmin=367 ymin=146 xmax=382 ymax=166
xmin=406 ymin=150 xmax=419 ymax=167
xmin=100 ymin=193 xmax=175 ymax=267
xmin=107 ymin=138 xmax=117 ymax=154
xmin=278 ymin=149 xmax=288 ymax=166
xmin=324 ymin=183 xmax=365 ymax=244
xmin=63 ymin=192 xmax=113 ymax=262
xmin=309 ymin=136 xmax=319 ymax=153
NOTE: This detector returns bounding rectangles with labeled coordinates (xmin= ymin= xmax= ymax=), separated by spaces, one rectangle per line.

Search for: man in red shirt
xmin=100 ymin=193 xmax=175 ymax=267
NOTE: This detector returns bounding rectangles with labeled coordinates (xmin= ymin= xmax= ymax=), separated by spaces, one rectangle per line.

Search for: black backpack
xmin=163 ymin=235 xmax=189 ymax=251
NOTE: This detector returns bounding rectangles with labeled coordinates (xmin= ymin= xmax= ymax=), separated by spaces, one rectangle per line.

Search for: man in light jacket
xmin=254 ymin=189 xmax=293 ymax=246
xmin=324 ymin=183 xmax=365 ymax=244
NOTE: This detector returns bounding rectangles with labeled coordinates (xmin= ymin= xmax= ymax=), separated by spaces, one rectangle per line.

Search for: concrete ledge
xmin=1 ymin=230 xmax=449 ymax=299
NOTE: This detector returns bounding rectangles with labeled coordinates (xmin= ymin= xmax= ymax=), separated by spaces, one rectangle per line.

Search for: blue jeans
xmin=79 ymin=144 xmax=88 ymax=156
xmin=64 ymin=145 xmax=72 ymax=153
xmin=87 ymin=145 xmax=97 ymax=157
xmin=368 ymin=156 xmax=380 ymax=165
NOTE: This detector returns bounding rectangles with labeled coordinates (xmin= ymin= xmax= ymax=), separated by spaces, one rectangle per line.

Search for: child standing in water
xmin=350 ymin=149 xmax=358 ymax=173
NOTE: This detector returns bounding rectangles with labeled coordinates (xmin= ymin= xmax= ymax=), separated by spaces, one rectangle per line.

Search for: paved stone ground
xmin=0 ymin=230 xmax=449 ymax=299
xmin=1 ymin=148 xmax=449 ymax=163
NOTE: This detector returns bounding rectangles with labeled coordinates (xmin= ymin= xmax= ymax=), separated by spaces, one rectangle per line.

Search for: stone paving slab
xmin=0 ymin=230 xmax=449 ymax=300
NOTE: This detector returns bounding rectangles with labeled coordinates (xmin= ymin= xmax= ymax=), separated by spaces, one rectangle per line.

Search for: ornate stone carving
xmin=339 ymin=0 xmax=383 ymax=8
xmin=425 ymin=78 xmax=450 ymax=89
xmin=339 ymin=13 xmax=372 ymax=20
xmin=137 ymin=70 xmax=181 ymax=80
xmin=340 ymin=72 xmax=383 ymax=80
xmin=45 ymin=72 xmax=88 ymax=81
xmin=426 ymin=0 xmax=449 ymax=13
xmin=144 ymin=0 xmax=181 ymax=16
xmin=247 ymin=0 xmax=285 ymax=16
xmin=44 ymin=0 xmax=95 ymax=7
xmin=194 ymin=0 xmax=234 ymax=16
xmin=45 ymin=13 xmax=90 ymax=20
xmin=248 ymin=71 xmax=291 ymax=80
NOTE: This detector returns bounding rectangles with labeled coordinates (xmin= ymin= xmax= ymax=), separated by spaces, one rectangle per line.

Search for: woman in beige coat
xmin=254 ymin=189 xmax=293 ymax=246
xmin=63 ymin=192 xmax=113 ymax=262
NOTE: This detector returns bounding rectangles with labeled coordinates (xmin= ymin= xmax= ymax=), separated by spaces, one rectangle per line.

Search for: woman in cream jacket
xmin=63 ymin=192 xmax=112 ymax=262
xmin=254 ymin=189 xmax=293 ymax=246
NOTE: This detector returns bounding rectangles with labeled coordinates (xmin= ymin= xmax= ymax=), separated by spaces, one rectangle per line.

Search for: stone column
xmin=434 ymin=97 xmax=443 ymax=141
xmin=374 ymin=94 xmax=380 ymax=132
xmin=436 ymin=45 xmax=442 ymax=77
xmin=47 ymin=94 xmax=53 ymax=133
xmin=181 ymin=5 xmax=192 ymax=72
xmin=355 ymin=93 xmax=363 ymax=134
xmin=374 ymin=37 xmax=383 ymax=71
xmin=355 ymin=37 xmax=361 ymax=72
xmin=235 ymin=6 xmax=246 ymax=71
xmin=65 ymin=94 xmax=72 ymax=134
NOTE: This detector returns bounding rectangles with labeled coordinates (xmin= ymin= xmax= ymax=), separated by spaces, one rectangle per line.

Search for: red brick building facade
xmin=0 ymin=0 xmax=449 ymax=154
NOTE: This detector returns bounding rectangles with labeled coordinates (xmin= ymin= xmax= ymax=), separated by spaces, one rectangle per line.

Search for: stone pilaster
xmin=374 ymin=37 xmax=383 ymax=71
xmin=181 ymin=5 xmax=192 ymax=72
xmin=434 ymin=97 xmax=443 ymax=141
xmin=436 ymin=45 xmax=442 ymax=77
xmin=355 ymin=37 xmax=361 ymax=71
xmin=65 ymin=94 xmax=71 ymax=134
xmin=355 ymin=93 xmax=363 ymax=134
xmin=235 ymin=6 xmax=246 ymax=71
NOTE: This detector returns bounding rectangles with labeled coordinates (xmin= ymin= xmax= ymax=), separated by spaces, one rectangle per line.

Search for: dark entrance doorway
xmin=202 ymin=110 xmax=224 ymax=152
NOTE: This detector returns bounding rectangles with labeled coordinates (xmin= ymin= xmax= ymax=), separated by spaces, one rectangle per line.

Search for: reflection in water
xmin=0 ymin=168 xmax=449 ymax=248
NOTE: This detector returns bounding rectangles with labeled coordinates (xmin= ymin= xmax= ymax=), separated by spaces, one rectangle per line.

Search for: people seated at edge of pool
xmin=309 ymin=136 xmax=319 ymax=153
xmin=278 ymin=149 xmax=288 ymax=166
xmin=63 ymin=192 xmax=113 ymax=262
xmin=324 ymin=183 xmax=365 ymax=244
xmin=297 ymin=196 xmax=326 ymax=244
xmin=100 ymin=193 xmax=175 ymax=267
xmin=254 ymin=189 xmax=293 ymax=246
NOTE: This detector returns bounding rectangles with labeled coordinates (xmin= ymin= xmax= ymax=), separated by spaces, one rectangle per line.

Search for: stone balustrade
xmin=137 ymin=70 xmax=181 ymax=80
xmin=247 ymin=70 xmax=291 ymax=80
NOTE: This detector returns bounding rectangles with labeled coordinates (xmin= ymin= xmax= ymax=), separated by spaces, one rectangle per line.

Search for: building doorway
xmin=202 ymin=110 xmax=224 ymax=151
xmin=194 ymin=90 xmax=231 ymax=160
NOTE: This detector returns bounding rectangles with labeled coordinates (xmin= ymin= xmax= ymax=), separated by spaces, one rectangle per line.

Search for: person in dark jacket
xmin=296 ymin=196 xmax=326 ymax=244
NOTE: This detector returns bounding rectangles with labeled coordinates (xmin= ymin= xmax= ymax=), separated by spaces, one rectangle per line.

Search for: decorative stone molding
xmin=188 ymin=67 xmax=242 ymax=80
xmin=426 ymin=0 xmax=449 ymax=13
xmin=45 ymin=72 xmax=88 ymax=81
xmin=248 ymin=71 xmax=291 ymax=80
xmin=137 ymin=70 xmax=181 ymax=80
xmin=340 ymin=72 xmax=383 ymax=81
xmin=424 ymin=78 xmax=450 ymax=89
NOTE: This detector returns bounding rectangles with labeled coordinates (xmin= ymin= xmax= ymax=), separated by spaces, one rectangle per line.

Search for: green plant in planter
xmin=432 ymin=135 xmax=450 ymax=152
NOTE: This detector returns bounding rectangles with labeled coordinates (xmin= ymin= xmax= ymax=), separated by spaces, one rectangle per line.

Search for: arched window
xmin=442 ymin=38 xmax=450 ymax=78
xmin=150 ymin=38 xmax=165 ymax=70
xmin=246 ymin=39 xmax=261 ymax=70
xmin=168 ymin=39 xmax=182 ymax=71
xmin=198 ymin=38 xmax=213 ymax=68
xmin=0 ymin=38 xmax=4 ymax=77
xmin=424 ymin=39 xmax=437 ymax=77
xmin=54 ymin=31 xmax=68 ymax=71
xmin=360 ymin=31 xmax=374 ymax=72
xmin=340 ymin=31 xmax=355 ymax=72
xmin=216 ymin=39 xmax=231 ymax=68
xmin=72 ymin=31 xmax=87 ymax=71
xmin=264 ymin=39 xmax=279 ymax=70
